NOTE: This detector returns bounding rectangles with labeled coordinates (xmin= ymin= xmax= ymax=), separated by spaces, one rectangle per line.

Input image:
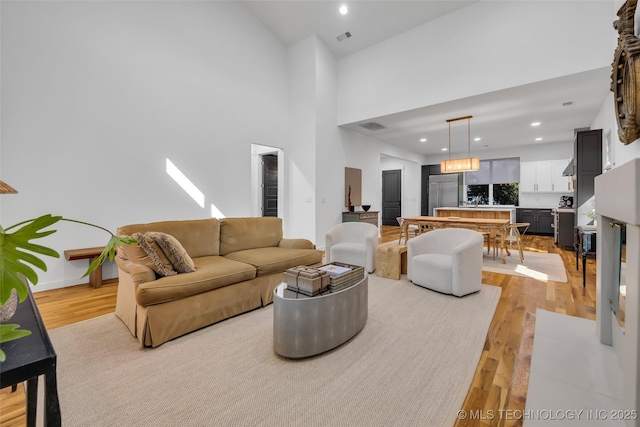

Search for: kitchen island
xmin=434 ymin=207 xmax=516 ymax=224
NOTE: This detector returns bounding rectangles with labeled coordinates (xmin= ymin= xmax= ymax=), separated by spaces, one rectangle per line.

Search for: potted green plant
xmin=0 ymin=214 xmax=135 ymax=361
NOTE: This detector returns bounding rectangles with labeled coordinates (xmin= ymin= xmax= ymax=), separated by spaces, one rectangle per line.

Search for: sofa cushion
xmin=146 ymin=232 xmax=196 ymax=273
xmin=118 ymin=218 xmax=221 ymax=258
xmin=132 ymin=233 xmax=177 ymax=277
xmin=135 ymin=256 xmax=256 ymax=306
xmin=219 ymin=217 xmax=283 ymax=256
xmin=224 ymin=247 xmax=323 ymax=276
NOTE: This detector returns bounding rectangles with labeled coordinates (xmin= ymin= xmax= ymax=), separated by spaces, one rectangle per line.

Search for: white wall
xmin=426 ymin=140 xmax=573 ymax=165
xmin=1 ymin=1 xmax=290 ymax=290
xmin=314 ymin=38 xmax=345 ymax=246
xmin=340 ymin=128 xmax=428 ymax=225
xmin=287 ymin=37 xmax=317 ymax=242
xmin=337 ymin=1 xmax=618 ymax=125
xmin=594 ymin=93 xmax=640 ymax=168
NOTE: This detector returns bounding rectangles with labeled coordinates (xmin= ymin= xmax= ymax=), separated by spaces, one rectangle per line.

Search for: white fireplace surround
xmin=595 ymin=158 xmax=640 ymax=427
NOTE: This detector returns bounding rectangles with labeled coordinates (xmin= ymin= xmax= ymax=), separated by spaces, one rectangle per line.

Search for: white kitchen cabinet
xmin=520 ymin=161 xmax=551 ymax=192
xmin=551 ymin=160 xmax=571 ymax=192
xmin=520 ymin=160 xmax=568 ymax=192
xmin=520 ymin=162 xmax=536 ymax=192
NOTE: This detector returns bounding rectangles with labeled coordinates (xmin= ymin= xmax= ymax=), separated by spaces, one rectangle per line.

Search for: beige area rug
xmin=43 ymin=276 xmax=500 ymax=427
xmin=482 ymin=250 xmax=568 ymax=283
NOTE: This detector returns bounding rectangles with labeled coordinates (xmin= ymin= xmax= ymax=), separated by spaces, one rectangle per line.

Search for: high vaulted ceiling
xmin=243 ymin=1 xmax=475 ymax=58
xmin=245 ymin=1 xmax=614 ymax=158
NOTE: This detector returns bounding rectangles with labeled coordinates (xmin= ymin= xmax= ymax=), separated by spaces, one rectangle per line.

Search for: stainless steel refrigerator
xmin=428 ymin=174 xmax=460 ymax=215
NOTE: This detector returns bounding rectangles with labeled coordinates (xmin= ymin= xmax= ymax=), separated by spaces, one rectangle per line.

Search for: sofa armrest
xmin=278 ymin=238 xmax=316 ymax=250
xmin=115 ymin=257 xmax=156 ymax=285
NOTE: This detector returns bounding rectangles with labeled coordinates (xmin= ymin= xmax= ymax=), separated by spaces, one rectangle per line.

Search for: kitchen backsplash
xmin=519 ymin=192 xmax=573 ymax=208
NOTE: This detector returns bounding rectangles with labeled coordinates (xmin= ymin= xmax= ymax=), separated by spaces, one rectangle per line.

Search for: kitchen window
xmin=465 ymin=158 xmax=520 ymax=205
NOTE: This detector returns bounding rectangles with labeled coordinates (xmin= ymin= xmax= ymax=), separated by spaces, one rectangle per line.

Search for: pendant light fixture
xmin=440 ymin=115 xmax=480 ymax=173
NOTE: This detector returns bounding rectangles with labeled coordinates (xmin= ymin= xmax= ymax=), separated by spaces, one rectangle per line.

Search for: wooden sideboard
xmin=342 ymin=211 xmax=379 ymax=227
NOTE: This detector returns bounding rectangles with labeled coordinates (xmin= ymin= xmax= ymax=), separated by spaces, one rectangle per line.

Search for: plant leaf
xmin=0 ymin=324 xmax=32 ymax=362
xmin=81 ymin=235 xmax=138 ymax=278
xmin=0 ymin=215 xmax=62 ymax=304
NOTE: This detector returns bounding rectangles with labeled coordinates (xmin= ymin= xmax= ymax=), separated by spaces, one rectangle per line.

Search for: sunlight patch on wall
xmin=166 ymin=158 xmax=205 ymax=208
xmin=211 ymin=204 xmax=226 ymax=219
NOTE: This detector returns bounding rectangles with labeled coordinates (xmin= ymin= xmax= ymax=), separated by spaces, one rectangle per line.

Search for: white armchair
xmin=325 ymin=222 xmax=378 ymax=273
xmin=407 ymin=228 xmax=484 ymax=297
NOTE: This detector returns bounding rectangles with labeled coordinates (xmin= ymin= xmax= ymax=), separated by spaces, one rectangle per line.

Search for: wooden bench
xmin=63 ymin=247 xmax=106 ymax=288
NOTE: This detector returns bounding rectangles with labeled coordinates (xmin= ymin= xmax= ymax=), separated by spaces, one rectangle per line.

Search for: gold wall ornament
xmin=612 ymin=0 xmax=640 ymax=145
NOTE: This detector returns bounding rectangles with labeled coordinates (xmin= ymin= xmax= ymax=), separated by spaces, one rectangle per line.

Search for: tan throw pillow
xmin=146 ymin=232 xmax=196 ymax=274
xmin=132 ymin=232 xmax=177 ymax=277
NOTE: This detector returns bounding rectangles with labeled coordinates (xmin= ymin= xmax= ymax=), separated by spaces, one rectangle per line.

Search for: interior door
xmin=382 ymin=170 xmax=402 ymax=225
xmin=262 ymin=154 xmax=278 ymax=217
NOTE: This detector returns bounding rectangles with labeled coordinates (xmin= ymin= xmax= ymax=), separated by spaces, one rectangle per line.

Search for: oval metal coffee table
xmin=273 ymin=274 xmax=368 ymax=358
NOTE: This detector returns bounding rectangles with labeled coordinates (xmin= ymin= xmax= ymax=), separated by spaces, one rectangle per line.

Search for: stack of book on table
xmin=317 ymin=262 xmax=365 ymax=293
xmin=283 ymin=263 xmax=365 ymax=298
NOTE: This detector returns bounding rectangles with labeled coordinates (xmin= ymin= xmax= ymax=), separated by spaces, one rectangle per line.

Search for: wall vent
xmin=336 ymin=32 xmax=352 ymax=42
xmin=562 ymin=101 xmax=574 ymax=107
xmin=358 ymin=122 xmax=386 ymax=131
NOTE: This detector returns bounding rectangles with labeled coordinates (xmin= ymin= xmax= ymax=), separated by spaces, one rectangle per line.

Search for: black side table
xmin=575 ymin=225 xmax=597 ymax=287
xmin=0 ymin=287 xmax=61 ymax=427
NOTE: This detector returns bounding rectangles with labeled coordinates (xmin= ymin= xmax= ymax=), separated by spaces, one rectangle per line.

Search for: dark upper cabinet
xmin=575 ymin=129 xmax=602 ymax=214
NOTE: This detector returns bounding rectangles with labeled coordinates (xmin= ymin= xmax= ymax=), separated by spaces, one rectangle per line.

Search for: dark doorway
xmin=382 ymin=169 xmax=401 ymax=225
xmin=262 ymin=154 xmax=278 ymax=217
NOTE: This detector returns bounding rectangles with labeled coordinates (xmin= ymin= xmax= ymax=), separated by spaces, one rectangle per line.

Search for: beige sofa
xmin=115 ymin=217 xmax=322 ymax=347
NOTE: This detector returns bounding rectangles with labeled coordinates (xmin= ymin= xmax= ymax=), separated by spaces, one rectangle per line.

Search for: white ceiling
xmin=244 ymin=1 xmax=614 ymax=158
xmin=243 ymin=1 xmax=475 ymax=58
xmin=343 ymin=67 xmax=613 ymax=156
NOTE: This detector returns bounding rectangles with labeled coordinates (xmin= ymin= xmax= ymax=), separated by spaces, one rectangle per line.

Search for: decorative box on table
xmin=284 ymin=266 xmax=330 ymax=297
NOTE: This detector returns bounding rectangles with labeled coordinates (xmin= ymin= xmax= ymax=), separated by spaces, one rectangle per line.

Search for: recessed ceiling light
xmin=531 ymin=122 xmax=541 ymax=127
xmin=535 ymin=137 xmax=543 ymax=141
xmin=474 ymin=137 xmax=481 ymax=141
xmin=420 ymin=138 xmax=427 ymax=142
xmin=441 ymin=148 xmax=447 ymax=151
xmin=339 ymin=5 xmax=348 ymax=15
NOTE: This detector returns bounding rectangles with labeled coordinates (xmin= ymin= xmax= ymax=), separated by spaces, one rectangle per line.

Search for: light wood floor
xmin=0 ymin=226 xmax=596 ymax=427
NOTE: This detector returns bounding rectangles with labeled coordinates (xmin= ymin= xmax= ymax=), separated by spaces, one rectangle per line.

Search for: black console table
xmin=0 ymin=287 xmax=61 ymax=427
xmin=575 ymin=225 xmax=597 ymax=287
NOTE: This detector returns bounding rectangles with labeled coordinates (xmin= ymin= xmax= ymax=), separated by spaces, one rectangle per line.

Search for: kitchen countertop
xmin=437 ymin=206 xmax=516 ymax=211
xmin=555 ymin=208 xmax=576 ymax=213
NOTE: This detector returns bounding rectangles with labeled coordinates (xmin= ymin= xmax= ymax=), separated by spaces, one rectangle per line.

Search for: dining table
xmin=399 ymin=216 xmax=511 ymax=264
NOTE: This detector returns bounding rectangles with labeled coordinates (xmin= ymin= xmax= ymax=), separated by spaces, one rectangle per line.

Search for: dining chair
xmin=480 ymin=231 xmax=493 ymax=257
xmin=494 ymin=222 xmax=530 ymax=263
xmin=397 ymin=217 xmax=420 ymax=244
